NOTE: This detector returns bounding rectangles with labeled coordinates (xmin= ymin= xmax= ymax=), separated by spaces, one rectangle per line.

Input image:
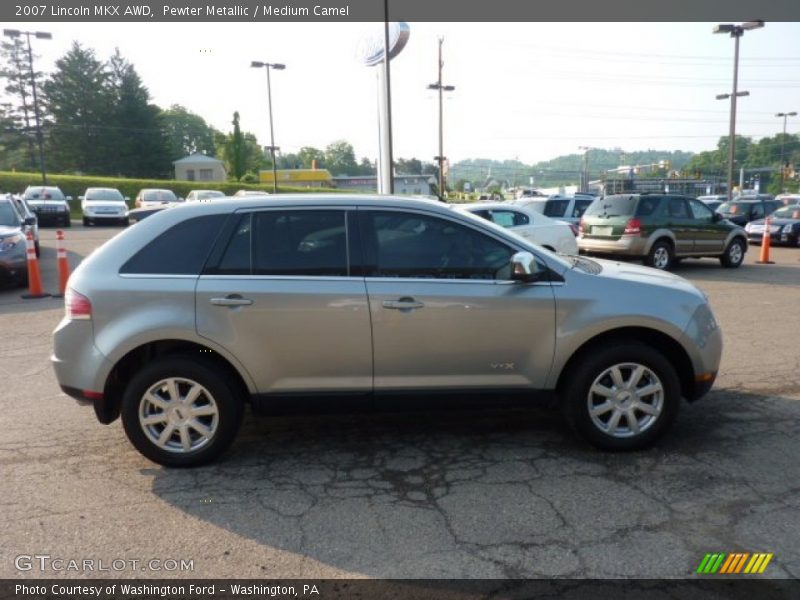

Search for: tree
xmin=221 ymin=112 xmax=263 ymax=180
xmin=324 ymin=140 xmax=358 ymax=175
xmin=297 ymin=146 xmax=325 ymax=169
xmin=0 ymin=38 xmax=41 ymax=170
xmin=161 ymin=104 xmax=220 ymax=160
xmin=42 ymin=42 xmax=112 ymax=173
xmin=105 ymin=49 xmax=171 ymax=178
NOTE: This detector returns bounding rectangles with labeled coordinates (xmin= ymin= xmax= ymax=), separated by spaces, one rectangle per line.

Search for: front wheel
xmin=720 ymin=238 xmax=745 ymax=268
xmin=561 ymin=342 xmax=681 ymax=451
xmin=62 ymin=216 xmax=71 ymax=227
xmin=121 ymin=357 xmax=244 ymax=467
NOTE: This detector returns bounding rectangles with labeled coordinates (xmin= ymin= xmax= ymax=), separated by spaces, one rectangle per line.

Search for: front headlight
xmin=57 ymin=204 xmax=67 ymax=212
xmin=783 ymin=224 xmax=794 ymax=233
xmin=744 ymin=223 xmax=752 ymax=232
xmin=0 ymin=234 xmax=23 ymax=252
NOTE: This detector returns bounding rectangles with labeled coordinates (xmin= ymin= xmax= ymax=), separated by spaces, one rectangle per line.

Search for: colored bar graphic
xmin=701 ymin=552 xmax=774 ymax=575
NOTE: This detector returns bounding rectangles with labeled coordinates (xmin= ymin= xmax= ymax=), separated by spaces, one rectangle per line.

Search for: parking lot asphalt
xmin=1 ymin=223 xmax=799 ymax=579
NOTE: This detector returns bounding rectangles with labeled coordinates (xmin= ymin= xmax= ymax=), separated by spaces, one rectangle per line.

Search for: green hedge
xmin=0 ymin=171 xmax=350 ymax=217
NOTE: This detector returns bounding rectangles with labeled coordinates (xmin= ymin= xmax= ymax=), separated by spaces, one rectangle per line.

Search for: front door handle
xmin=210 ymin=294 xmax=253 ymax=307
xmin=383 ymin=297 xmax=425 ymax=310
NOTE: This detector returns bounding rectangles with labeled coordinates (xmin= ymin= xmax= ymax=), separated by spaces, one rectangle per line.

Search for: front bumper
xmin=0 ymin=250 xmax=27 ymax=281
xmin=747 ymin=231 xmax=799 ymax=246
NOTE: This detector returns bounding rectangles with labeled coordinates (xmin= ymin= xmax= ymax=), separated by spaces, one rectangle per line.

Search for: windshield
xmin=773 ymin=206 xmax=800 ymax=219
xmin=24 ymin=187 xmax=64 ymax=200
xmin=143 ymin=190 xmax=177 ymax=202
xmin=198 ymin=191 xmax=224 ymax=199
xmin=583 ymin=195 xmax=638 ymax=217
xmin=0 ymin=202 xmax=19 ymax=226
xmin=86 ymin=189 xmax=124 ymax=201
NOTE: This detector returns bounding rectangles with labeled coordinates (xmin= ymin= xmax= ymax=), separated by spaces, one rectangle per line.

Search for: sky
xmin=7 ymin=21 xmax=800 ymax=166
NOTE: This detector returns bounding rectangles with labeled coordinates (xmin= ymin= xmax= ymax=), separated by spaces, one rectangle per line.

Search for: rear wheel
xmin=121 ymin=357 xmax=244 ymax=467
xmin=561 ymin=342 xmax=681 ymax=450
xmin=644 ymin=239 xmax=673 ymax=270
xmin=720 ymin=238 xmax=745 ymax=268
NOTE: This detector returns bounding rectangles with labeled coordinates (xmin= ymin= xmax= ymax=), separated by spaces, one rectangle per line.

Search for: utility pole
xmin=776 ymin=111 xmax=797 ymax=192
xmin=428 ymin=38 xmax=455 ymax=200
xmin=578 ymin=146 xmax=592 ymax=193
xmin=250 ymin=61 xmax=285 ymax=193
xmin=713 ymin=21 xmax=764 ymax=201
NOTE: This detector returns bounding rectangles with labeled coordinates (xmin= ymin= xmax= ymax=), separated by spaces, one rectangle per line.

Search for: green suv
xmin=578 ymin=194 xmax=748 ymax=270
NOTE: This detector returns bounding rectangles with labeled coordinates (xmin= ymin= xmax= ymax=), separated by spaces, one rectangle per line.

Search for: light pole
xmin=250 ymin=61 xmax=285 ymax=193
xmin=4 ymin=29 xmax=51 ymax=184
xmin=776 ymin=111 xmax=797 ymax=192
xmin=713 ymin=20 xmax=764 ymax=201
xmin=427 ymin=37 xmax=455 ymax=200
xmin=578 ymin=146 xmax=592 ymax=193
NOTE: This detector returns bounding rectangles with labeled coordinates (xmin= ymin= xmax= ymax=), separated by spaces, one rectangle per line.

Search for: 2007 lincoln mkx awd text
xmin=52 ymin=195 xmax=721 ymax=467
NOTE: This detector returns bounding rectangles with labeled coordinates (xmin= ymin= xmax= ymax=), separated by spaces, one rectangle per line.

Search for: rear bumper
xmin=577 ymin=235 xmax=647 ymax=257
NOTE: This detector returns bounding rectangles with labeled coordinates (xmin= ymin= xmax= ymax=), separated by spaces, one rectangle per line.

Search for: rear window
xmin=718 ymin=202 xmax=750 ymax=215
xmin=584 ymin=195 xmax=640 ymax=217
xmin=120 ymin=215 xmax=226 ymax=275
xmin=25 ymin=187 xmax=64 ymax=200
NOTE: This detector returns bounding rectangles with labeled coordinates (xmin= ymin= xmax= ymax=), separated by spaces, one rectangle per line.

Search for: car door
xmin=687 ymin=198 xmax=724 ymax=253
xmin=195 ymin=207 xmax=373 ymax=393
xmin=662 ymin=196 xmax=694 ymax=254
xmin=358 ymin=208 xmax=556 ymax=391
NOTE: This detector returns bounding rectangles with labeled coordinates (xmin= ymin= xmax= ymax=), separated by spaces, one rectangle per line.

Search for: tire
xmin=62 ymin=216 xmax=71 ymax=228
xmin=720 ymin=238 xmax=745 ymax=268
xmin=120 ymin=217 xmax=129 ymax=227
xmin=644 ymin=239 xmax=673 ymax=270
xmin=121 ymin=356 xmax=244 ymax=467
xmin=561 ymin=342 xmax=681 ymax=451
xmin=82 ymin=217 xmax=90 ymax=226
xmin=34 ymin=240 xmax=40 ymax=259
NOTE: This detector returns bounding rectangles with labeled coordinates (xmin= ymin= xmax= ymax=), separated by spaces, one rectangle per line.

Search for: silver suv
xmin=52 ymin=195 xmax=722 ymax=466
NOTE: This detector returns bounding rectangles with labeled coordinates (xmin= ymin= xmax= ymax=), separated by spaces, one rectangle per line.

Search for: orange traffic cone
xmin=756 ymin=216 xmax=775 ymax=265
xmin=21 ymin=231 xmax=50 ymax=299
xmin=53 ymin=230 xmax=71 ymax=298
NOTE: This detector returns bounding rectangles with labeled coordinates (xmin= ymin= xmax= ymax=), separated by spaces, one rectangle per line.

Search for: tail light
xmin=578 ymin=218 xmax=585 ymax=236
xmin=623 ymin=218 xmax=642 ymax=235
xmin=65 ymin=288 xmax=92 ymax=320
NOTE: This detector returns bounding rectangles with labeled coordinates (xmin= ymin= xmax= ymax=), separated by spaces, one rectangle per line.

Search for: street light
xmin=713 ymin=20 xmax=764 ymax=201
xmin=4 ymin=29 xmax=51 ymax=184
xmin=776 ymin=111 xmax=797 ymax=192
xmin=578 ymin=146 xmax=593 ymax=193
xmin=250 ymin=61 xmax=285 ymax=193
xmin=427 ymin=37 xmax=455 ymax=200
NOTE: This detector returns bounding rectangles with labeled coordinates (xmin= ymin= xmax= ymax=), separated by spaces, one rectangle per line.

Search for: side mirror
xmin=510 ymin=251 xmax=541 ymax=282
xmin=124 ymin=196 xmax=130 ymax=201
xmin=24 ymin=216 xmax=36 ymax=226
xmin=712 ymin=212 xmax=722 ymax=222
xmin=78 ymin=196 xmax=85 ymax=201
xmin=66 ymin=196 xmax=73 ymax=201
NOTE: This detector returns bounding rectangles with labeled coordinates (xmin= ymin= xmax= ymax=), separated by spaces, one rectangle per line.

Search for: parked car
xmin=134 ymin=189 xmax=179 ymax=208
xmin=697 ymin=194 xmax=727 ymax=213
xmin=53 ymin=195 xmax=722 ymax=466
xmin=80 ymin=187 xmax=129 ymax=226
xmin=509 ymin=195 xmax=595 ymax=226
xmin=0 ymin=196 xmax=36 ymax=286
xmin=775 ymin=193 xmax=800 ymax=206
xmin=744 ymin=204 xmax=800 ymax=247
xmin=456 ymin=202 xmax=578 ymax=254
xmin=8 ymin=194 xmax=39 ymax=257
xmin=22 ymin=186 xmax=72 ymax=227
xmin=186 ymin=190 xmax=226 ymax=203
xmin=578 ymin=193 xmax=747 ymax=270
xmin=716 ymin=198 xmax=781 ymax=227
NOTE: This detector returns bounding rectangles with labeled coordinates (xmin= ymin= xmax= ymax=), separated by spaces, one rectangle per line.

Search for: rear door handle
xmin=383 ymin=297 xmax=425 ymax=310
xmin=210 ymin=294 xmax=253 ymax=307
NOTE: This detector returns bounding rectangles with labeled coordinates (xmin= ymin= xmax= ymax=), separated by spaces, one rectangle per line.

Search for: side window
xmin=573 ymin=199 xmax=592 ymax=218
xmin=253 ymin=210 xmax=348 ymax=276
xmin=751 ymin=204 xmax=765 ymax=219
xmin=471 ymin=209 xmax=491 ymax=221
xmin=120 ymin=215 xmax=227 ymax=274
xmin=490 ymin=210 xmax=529 ymax=228
xmin=360 ymin=211 xmax=513 ymax=280
xmin=687 ymin=199 xmax=714 ymax=221
xmin=543 ymin=200 xmax=569 ymax=217
xmin=209 ymin=213 xmax=252 ymax=275
xmin=636 ymin=197 xmax=661 ymax=217
xmin=666 ymin=197 xmax=689 ymax=219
